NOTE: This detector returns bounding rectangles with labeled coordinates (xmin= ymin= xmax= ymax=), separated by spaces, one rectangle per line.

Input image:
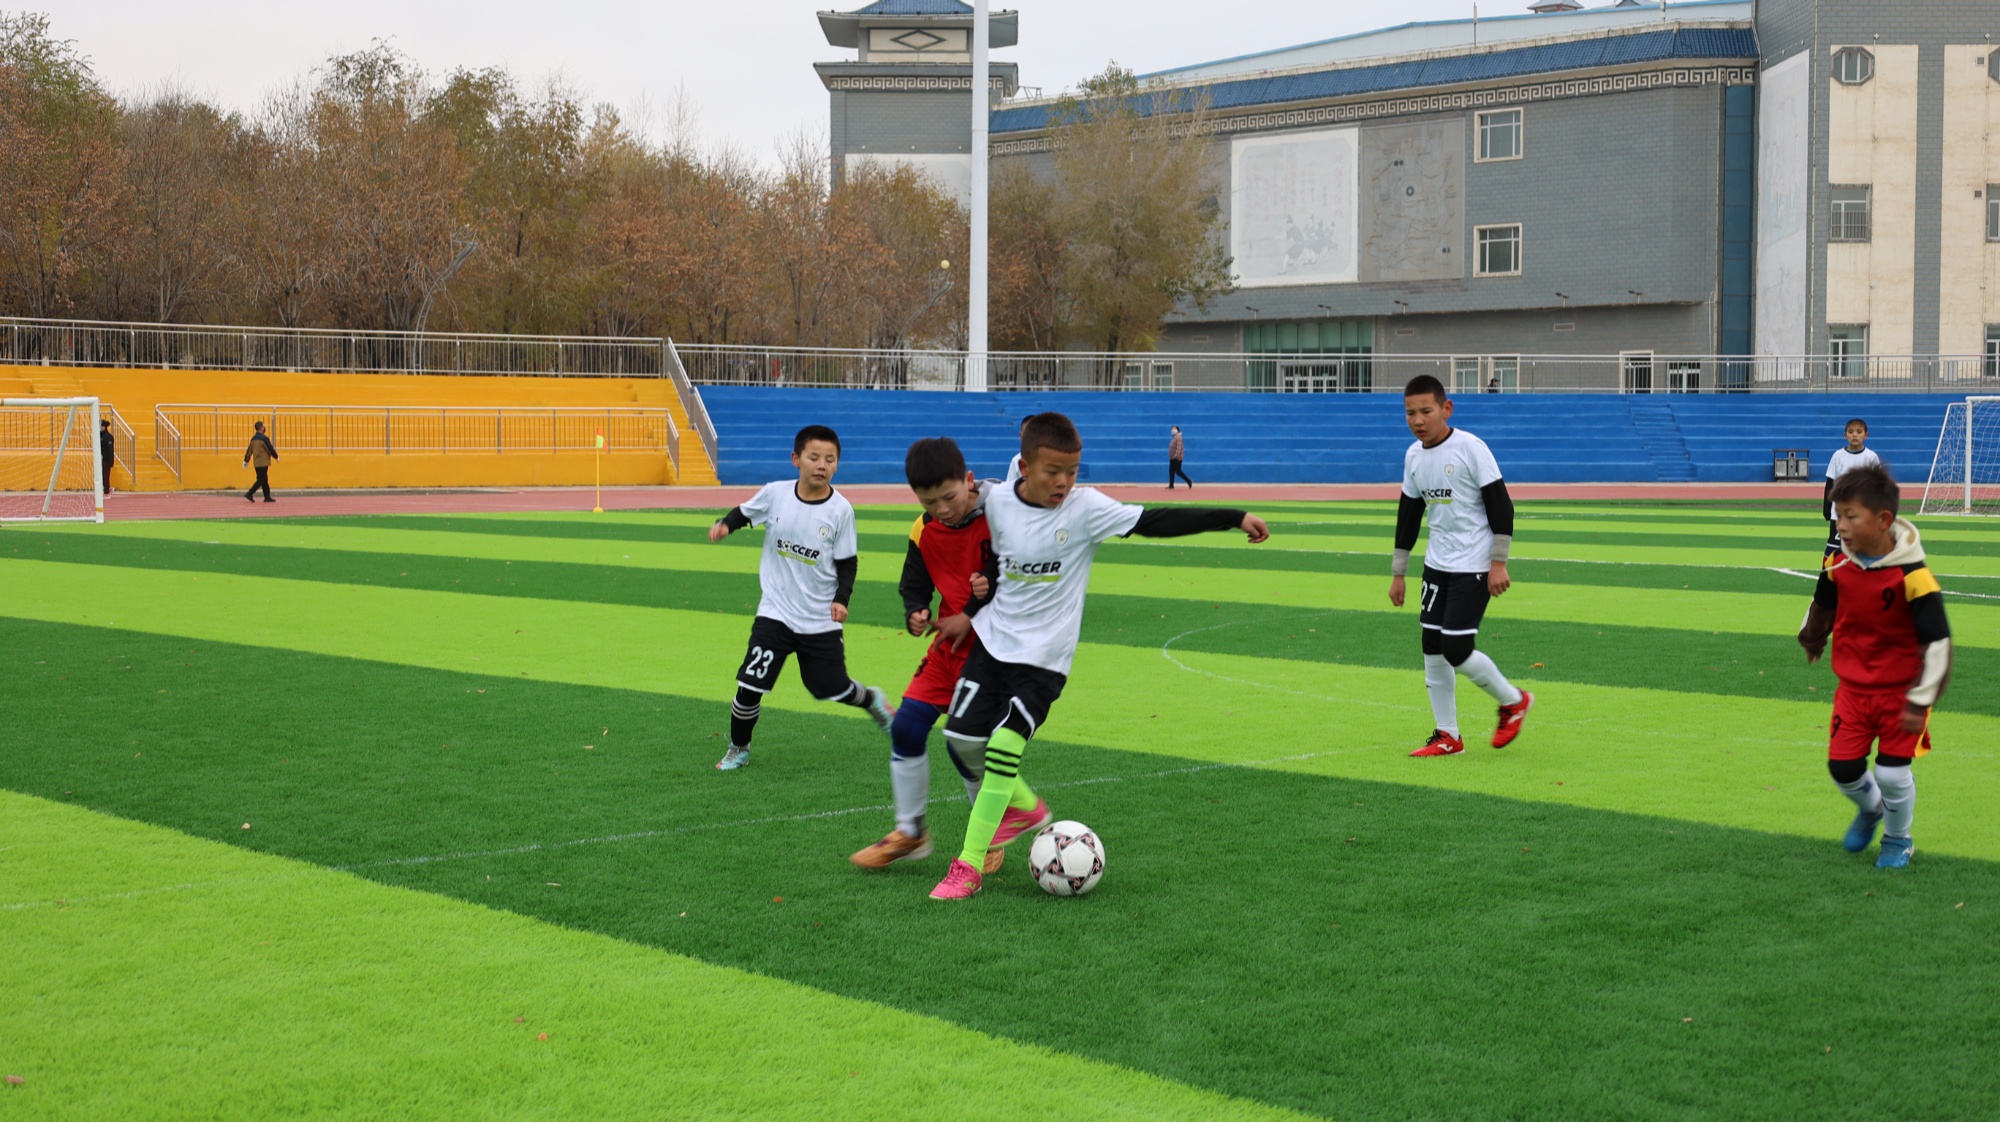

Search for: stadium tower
xmin=816 ymin=0 xmax=1019 ymax=204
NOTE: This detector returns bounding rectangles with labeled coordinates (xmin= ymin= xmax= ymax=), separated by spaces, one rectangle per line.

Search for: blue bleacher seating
xmin=697 ymin=386 xmax=1967 ymax=487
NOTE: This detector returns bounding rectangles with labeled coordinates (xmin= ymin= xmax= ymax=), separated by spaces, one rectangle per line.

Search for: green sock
xmin=1008 ymin=778 xmax=1040 ymax=813
xmin=958 ymin=729 xmax=1029 ymax=864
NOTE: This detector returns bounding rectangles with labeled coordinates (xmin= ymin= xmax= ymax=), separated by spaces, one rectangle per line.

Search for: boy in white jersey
xmin=708 ymin=424 xmax=894 ymax=770
xmin=1389 ymin=375 xmax=1534 ymax=757
xmin=929 ymin=412 xmax=1271 ymax=900
xmin=1823 ymin=418 xmax=1880 ymax=554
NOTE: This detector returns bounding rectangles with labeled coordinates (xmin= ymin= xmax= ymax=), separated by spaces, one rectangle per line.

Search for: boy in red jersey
xmin=851 ymin=437 xmax=1018 ymax=871
xmin=1798 ymin=464 xmax=1952 ymax=869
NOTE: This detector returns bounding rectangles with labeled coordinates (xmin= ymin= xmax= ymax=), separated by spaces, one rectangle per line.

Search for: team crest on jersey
xmin=1054 ymin=529 xmax=1070 ymax=546
xmin=817 ymin=524 xmax=832 ymax=541
xmin=1445 ymin=464 xmax=1456 ymax=476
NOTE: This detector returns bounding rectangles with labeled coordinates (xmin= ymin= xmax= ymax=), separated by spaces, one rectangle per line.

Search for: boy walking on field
xmin=1390 ymin=375 xmax=1533 ymax=756
xmin=1822 ymin=418 xmax=1880 ymax=554
xmin=929 ymin=412 xmax=1270 ymax=900
xmin=708 ymin=424 xmax=895 ymax=770
xmin=1798 ymin=464 xmax=1951 ymax=869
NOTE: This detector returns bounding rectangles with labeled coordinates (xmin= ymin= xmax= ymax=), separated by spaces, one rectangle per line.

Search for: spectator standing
xmin=1169 ymin=425 xmax=1193 ymax=489
xmin=243 ymin=421 xmax=279 ymax=503
xmin=98 ymin=418 xmax=115 ymax=496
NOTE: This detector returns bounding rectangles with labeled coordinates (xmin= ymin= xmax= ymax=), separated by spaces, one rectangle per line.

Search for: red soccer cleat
xmin=1493 ymin=692 xmax=1535 ymax=748
xmin=990 ymin=798 xmax=1053 ymax=849
xmin=1410 ymin=729 xmax=1465 ymax=758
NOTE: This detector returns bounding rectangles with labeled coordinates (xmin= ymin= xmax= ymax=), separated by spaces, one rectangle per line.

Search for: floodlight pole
xmin=967 ymin=0 xmax=990 ymax=393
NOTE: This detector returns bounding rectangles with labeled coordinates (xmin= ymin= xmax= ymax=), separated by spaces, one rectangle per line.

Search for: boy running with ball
xmin=929 ymin=412 xmax=1270 ymax=900
xmin=851 ymin=436 xmax=1009 ymax=871
xmin=1390 ymin=375 xmax=1533 ymax=756
xmin=708 ymin=424 xmax=895 ymax=770
xmin=1798 ymin=464 xmax=1952 ymax=869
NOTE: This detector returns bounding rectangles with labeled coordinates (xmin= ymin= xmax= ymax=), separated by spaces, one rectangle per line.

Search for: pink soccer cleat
xmin=990 ymin=798 xmax=1053 ymax=849
xmin=928 ymin=858 xmax=983 ymax=900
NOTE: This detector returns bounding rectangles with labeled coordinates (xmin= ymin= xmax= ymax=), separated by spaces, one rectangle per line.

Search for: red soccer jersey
xmin=900 ymin=510 xmax=995 ymax=627
xmin=1814 ymin=548 xmax=1948 ymax=692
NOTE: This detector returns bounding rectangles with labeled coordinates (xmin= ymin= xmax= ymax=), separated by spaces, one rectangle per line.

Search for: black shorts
xmin=941 ymin=640 xmax=1068 ymax=744
xmin=1419 ymin=566 xmax=1491 ymax=640
xmin=737 ymin=616 xmax=852 ymax=700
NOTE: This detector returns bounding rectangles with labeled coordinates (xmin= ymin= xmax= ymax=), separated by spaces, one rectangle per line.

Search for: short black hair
xmin=904 ymin=436 xmax=968 ymax=491
xmin=793 ymin=424 xmax=840 ymax=456
xmin=1845 ymin=418 xmax=1869 ymax=433
xmin=1021 ymin=412 xmax=1083 ymax=462
xmin=1830 ymin=463 xmax=1899 ymax=516
xmin=1403 ymin=374 xmax=1448 ymax=403
xmin=254 ymin=421 xmax=265 ymax=431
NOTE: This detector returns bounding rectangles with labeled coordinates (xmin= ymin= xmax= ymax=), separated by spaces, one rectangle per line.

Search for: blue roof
xmin=992 ymin=26 xmax=1757 ymax=134
xmin=847 ymin=0 xmax=972 ymax=14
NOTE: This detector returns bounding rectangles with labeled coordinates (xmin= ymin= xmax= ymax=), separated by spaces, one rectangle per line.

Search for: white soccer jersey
xmin=736 ymin=480 xmax=858 ymax=634
xmin=1826 ymin=446 xmax=1881 ymax=480
xmin=973 ymin=483 xmax=1143 ymax=675
xmin=1402 ymin=428 xmax=1504 ymax=575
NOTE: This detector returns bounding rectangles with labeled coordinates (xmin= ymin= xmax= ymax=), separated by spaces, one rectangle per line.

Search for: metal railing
xmin=2 ymin=317 xmax=668 ymax=378
xmin=104 ymin=405 xmax=136 ymax=484
xmin=665 ymin=339 xmax=719 ymax=469
xmin=671 ymin=345 xmax=2000 ymax=394
xmin=154 ymin=404 xmax=679 ymax=468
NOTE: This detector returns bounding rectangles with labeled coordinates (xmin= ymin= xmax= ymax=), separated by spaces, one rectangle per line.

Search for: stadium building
xmin=817 ymin=0 xmax=2000 ymax=391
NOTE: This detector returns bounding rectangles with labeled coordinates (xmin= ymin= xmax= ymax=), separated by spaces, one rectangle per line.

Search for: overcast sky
xmin=38 ymin=0 xmax=1491 ymax=158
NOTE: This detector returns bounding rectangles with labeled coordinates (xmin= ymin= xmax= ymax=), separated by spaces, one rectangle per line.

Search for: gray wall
xmin=1176 ymin=84 xmax=1729 ymax=324
xmin=833 ymin=90 xmax=975 ymax=158
xmin=1374 ymin=302 xmax=1713 ymax=359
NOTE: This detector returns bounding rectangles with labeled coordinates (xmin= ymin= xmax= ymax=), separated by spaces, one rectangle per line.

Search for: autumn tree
xmin=841 ymin=161 xmax=967 ymax=350
xmin=0 ymin=13 xmax=126 ymax=318
xmin=106 ymin=86 xmax=247 ymax=323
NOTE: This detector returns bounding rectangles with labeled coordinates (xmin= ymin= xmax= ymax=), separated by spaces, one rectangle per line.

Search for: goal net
xmin=1919 ymin=395 xmax=2000 ymax=516
xmin=0 ymin=397 xmax=104 ymax=523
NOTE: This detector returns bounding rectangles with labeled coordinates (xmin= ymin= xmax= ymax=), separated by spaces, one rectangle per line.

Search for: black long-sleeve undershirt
xmin=898 ymin=541 xmax=935 ymax=616
xmin=716 ymin=506 xmax=751 ymax=533
xmin=1394 ymin=492 xmax=1424 ymax=552
xmin=1127 ymin=506 xmax=1247 ymax=538
xmin=1481 ymin=478 xmax=1515 ymax=538
xmin=832 ymin=555 xmax=857 ymax=608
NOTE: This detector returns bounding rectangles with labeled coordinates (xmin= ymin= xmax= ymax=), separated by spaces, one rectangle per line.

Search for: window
xmin=1833 ymin=47 xmax=1874 ymax=85
xmin=1476 ymin=108 xmax=1523 ymax=162
xmin=1121 ymin=361 xmax=1144 ymax=390
xmin=1621 ymin=351 xmax=1655 ymax=393
xmin=1666 ymin=360 xmax=1702 ymax=393
xmin=1828 ymin=324 xmax=1869 ymax=380
xmin=1830 ymin=185 xmax=1871 ymax=242
xmin=1987 ymin=186 xmax=2000 ymax=241
xmin=1452 ymin=357 xmax=1483 ymax=393
xmin=1985 ymin=325 xmax=2000 ymax=380
xmin=1488 ymin=355 xmax=1519 ymax=392
xmin=1988 ymin=52 xmax=2000 ymax=83
xmin=1474 ymin=224 xmax=1522 ymax=276
xmin=1150 ymin=362 xmax=1174 ymax=391
xmin=1243 ymin=319 xmax=1372 ymax=392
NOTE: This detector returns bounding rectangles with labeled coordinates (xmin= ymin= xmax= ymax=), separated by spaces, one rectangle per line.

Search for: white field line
xmin=0 ymin=744 xmax=1401 ymax=913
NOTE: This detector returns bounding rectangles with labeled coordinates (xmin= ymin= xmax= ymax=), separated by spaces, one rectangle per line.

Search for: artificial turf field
xmin=3 ymin=498 xmax=1998 ymax=1120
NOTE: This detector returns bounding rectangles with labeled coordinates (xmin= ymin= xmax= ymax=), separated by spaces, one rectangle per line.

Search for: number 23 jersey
xmin=737 ymin=480 xmax=858 ymax=635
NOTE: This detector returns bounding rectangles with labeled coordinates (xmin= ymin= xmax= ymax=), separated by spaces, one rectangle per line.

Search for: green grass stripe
xmin=0 ymin=791 xmax=1287 ymax=1121
xmin=11 ymin=530 xmax=2000 ymax=716
xmin=3 ymin=566 xmax=1996 ymax=857
xmin=7 ymin=625 xmax=2000 ymax=1119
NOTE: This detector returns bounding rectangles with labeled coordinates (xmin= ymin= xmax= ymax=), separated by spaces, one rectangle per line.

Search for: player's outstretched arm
xmin=1127 ymin=506 xmax=1268 ymax=541
xmin=709 ymin=507 xmax=752 ymax=543
xmin=1389 ymin=492 xmax=1423 ymax=607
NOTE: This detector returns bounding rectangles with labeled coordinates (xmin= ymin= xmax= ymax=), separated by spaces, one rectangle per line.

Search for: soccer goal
xmin=0 ymin=397 xmax=104 ymax=523
xmin=1919 ymin=395 xmax=2000 ymax=516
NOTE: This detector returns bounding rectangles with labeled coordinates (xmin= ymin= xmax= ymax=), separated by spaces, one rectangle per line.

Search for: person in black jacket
xmin=243 ymin=421 xmax=278 ymax=502
xmin=98 ymin=418 xmax=115 ymax=496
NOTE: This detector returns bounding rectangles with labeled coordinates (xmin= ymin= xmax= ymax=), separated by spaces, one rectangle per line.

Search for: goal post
xmin=0 ymin=397 xmax=104 ymax=524
xmin=1919 ymin=395 xmax=2000 ymax=517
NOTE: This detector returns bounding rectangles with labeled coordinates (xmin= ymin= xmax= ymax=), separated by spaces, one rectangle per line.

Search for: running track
xmin=90 ymin=482 xmax=1821 ymax=522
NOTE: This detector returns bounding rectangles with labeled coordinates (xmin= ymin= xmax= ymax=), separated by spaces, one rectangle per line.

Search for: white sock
xmin=1834 ymin=772 xmax=1881 ymax=816
xmin=1424 ymin=653 xmax=1458 ymax=736
xmin=947 ymin=738 xmax=985 ymax=804
xmin=890 ymin=753 xmax=929 ymax=836
xmin=1875 ymin=763 xmax=1914 ymax=839
xmin=963 ymin=776 xmax=982 ymax=803
xmin=1457 ymin=650 xmax=1524 ymax=706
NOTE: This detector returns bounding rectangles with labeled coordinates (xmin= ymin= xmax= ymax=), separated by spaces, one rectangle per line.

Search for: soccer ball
xmin=1028 ymin=820 xmax=1105 ymax=897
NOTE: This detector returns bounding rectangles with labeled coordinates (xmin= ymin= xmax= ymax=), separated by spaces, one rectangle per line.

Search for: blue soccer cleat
xmin=715 ymin=746 xmax=750 ymax=771
xmin=1876 ymin=835 xmax=1914 ymax=869
xmin=1843 ymin=809 xmax=1883 ymax=853
xmin=863 ymin=686 xmax=896 ymax=736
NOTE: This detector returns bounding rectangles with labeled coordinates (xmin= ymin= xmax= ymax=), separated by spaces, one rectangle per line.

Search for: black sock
xmin=836 ymin=679 xmax=870 ymax=707
xmin=729 ymin=686 xmax=762 ymax=747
